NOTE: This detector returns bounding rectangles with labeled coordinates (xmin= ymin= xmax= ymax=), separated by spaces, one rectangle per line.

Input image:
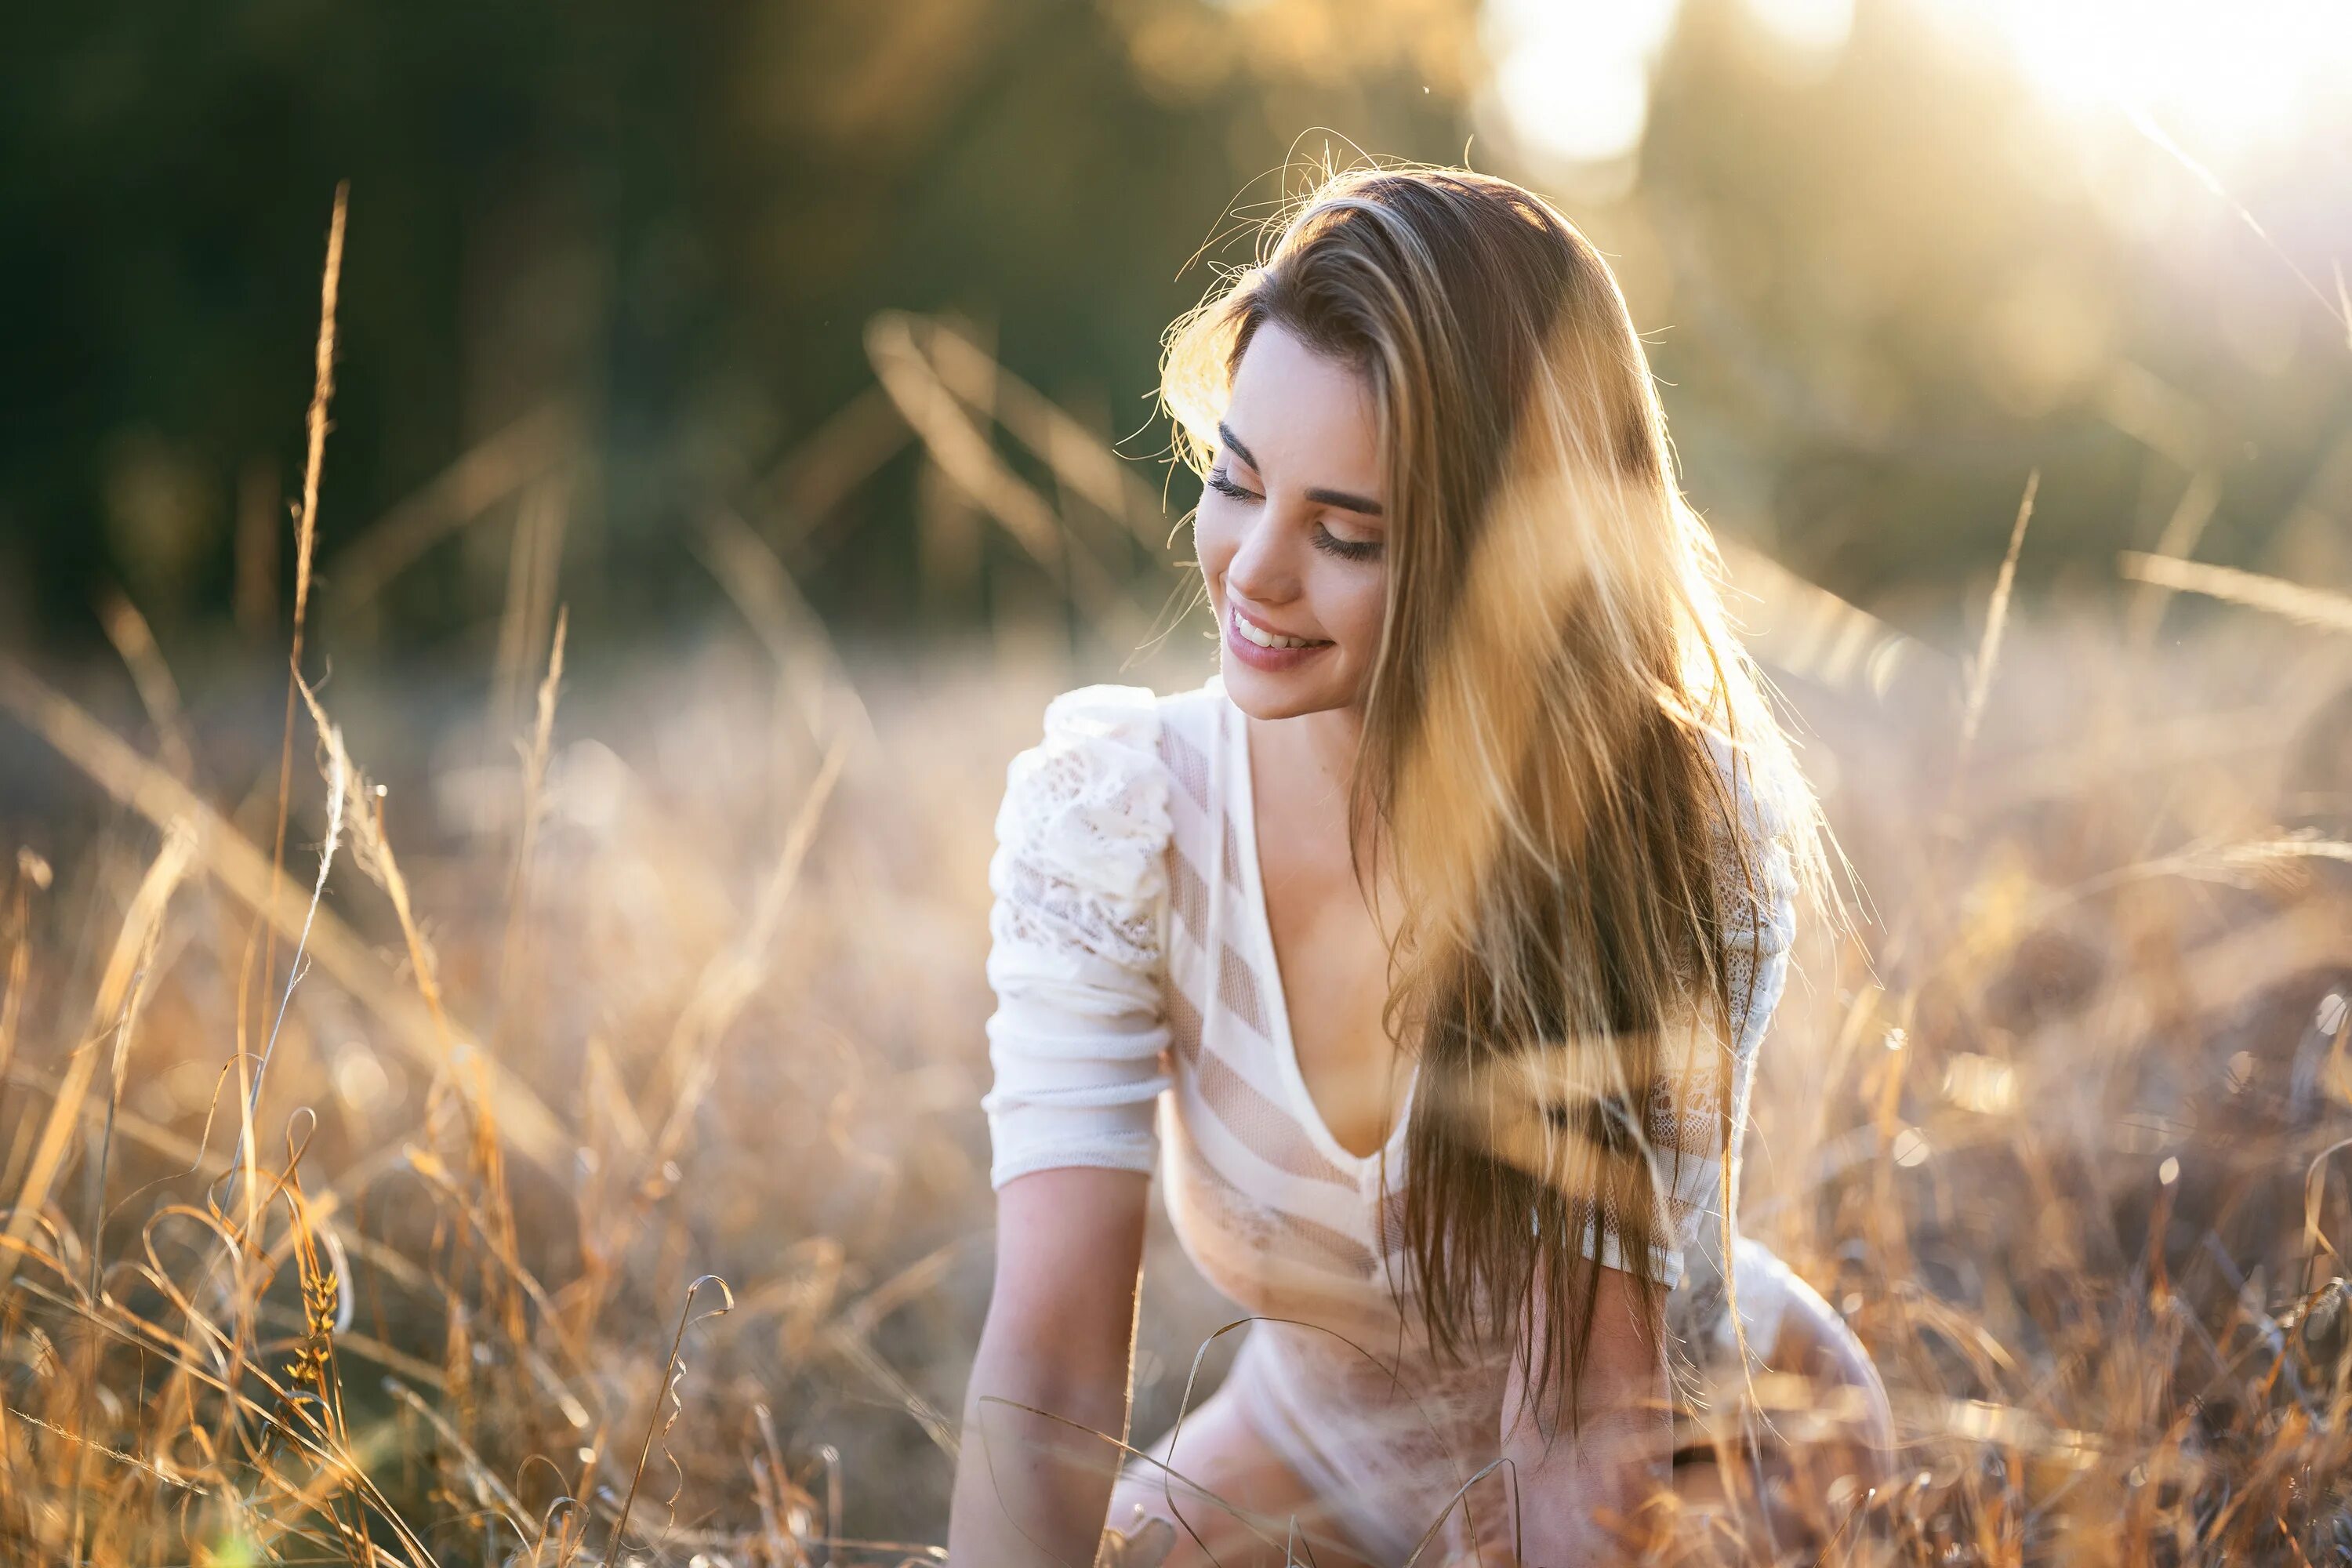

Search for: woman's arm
xmin=949 ymin=1165 xmax=1152 ymax=1568
xmin=1496 ymin=1264 xmax=1674 ymax=1565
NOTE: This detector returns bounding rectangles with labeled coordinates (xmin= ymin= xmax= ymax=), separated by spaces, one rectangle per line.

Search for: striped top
xmin=980 ymin=671 xmax=1797 ymax=1552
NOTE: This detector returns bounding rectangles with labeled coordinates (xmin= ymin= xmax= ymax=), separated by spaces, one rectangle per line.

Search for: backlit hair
xmin=1160 ymin=160 xmax=1830 ymax=1436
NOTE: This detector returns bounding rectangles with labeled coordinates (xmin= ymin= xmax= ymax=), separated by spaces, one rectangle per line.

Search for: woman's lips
xmin=1224 ymin=603 xmax=1334 ymax=672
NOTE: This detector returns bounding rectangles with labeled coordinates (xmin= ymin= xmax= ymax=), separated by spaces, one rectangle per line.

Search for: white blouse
xmin=980 ymin=671 xmax=1798 ymax=1559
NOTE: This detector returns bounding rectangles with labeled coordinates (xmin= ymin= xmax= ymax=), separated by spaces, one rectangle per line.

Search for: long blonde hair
xmin=1160 ymin=162 xmax=1828 ymax=1432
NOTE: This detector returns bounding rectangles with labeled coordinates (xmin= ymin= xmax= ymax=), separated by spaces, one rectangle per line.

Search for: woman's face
xmin=1194 ymin=318 xmax=1389 ymax=721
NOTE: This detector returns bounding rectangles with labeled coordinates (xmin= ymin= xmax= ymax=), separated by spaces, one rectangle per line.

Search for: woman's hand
xmin=948 ymin=1166 xmax=1152 ymax=1568
xmin=1096 ymin=1506 xmax=1177 ymax=1567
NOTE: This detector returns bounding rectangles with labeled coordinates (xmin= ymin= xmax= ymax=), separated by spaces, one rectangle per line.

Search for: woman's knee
xmin=1773 ymin=1277 xmax=1894 ymax=1458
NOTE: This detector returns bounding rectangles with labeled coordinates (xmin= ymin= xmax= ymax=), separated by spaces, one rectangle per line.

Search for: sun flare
xmin=1923 ymin=0 xmax=2352 ymax=158
xmin=1486 ymin=0 xmax=2352 ymax=172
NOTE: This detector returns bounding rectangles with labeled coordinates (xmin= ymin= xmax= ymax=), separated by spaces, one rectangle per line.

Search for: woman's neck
xmin=1294 ymin=701 xmax=1363 ymax=789
xmin=1251 ymin=699 xmax=1377 ymax=861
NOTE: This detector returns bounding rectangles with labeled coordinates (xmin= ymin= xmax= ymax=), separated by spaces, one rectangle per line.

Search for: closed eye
xmin=1312 ymin=524 xmax=1383 ymax=564
xmin=1211 ymin=467 xmax=1381 ymax=562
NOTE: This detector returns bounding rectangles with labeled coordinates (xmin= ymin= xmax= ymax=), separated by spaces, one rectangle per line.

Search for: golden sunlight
xmin=1922 ymin=0 xmax=2352 ymax=160
xmin=1484 ymin=0 xmax=2352 ymax=174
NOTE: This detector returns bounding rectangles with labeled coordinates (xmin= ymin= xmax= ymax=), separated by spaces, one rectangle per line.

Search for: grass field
xmin=3 ymin=586 xmax=2349 ymax=1564
xmin=3 ymin=208 xmax=2351 ymax=1566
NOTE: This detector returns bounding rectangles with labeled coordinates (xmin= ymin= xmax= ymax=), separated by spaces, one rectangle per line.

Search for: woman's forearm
xmin=953 ymin=1168 xmax=1152 ymax=1566
xmin=1500 ymin=1386 xmax=1671 ymax=1563
xmin=947 ymin=1330 xmax=1132 ymax=1566
xmin=1498 ymin=1265 xmax=1675 ymax=1566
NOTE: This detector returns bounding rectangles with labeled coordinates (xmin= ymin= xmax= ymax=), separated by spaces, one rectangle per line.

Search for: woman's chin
xmin=1220 ymin=659 xmax=1353 ymax=720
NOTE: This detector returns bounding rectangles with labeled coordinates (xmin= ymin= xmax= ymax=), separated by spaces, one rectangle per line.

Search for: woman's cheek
xmin=1192 ymin=502 xmax=1234 ymax=577
xmin=1341 ymin=575 xmax=1386 ymax=652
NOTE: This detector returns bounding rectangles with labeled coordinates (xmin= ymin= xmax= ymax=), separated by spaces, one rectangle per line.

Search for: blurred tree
xmin=1 ymin=0 xmax=2344 ymax=662
xmin=1621 ymin=0 xmax=2352 ymax=620
xmin=0 ymin=0 xmax=1472 ymax=661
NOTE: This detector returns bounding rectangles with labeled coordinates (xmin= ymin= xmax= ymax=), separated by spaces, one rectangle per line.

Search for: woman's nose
xmin=1223 ymin=508 xmax=1299 ymax=604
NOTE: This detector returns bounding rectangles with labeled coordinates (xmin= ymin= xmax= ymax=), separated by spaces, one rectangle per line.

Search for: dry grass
xmin=5 ymin=597 xmax=2350 ymax=1566
xmin=3 ymin=212 xmax=2351 ymax=1568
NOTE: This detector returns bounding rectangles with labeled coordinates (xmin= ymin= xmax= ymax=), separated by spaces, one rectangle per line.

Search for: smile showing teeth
xmin=1232 ymin=606 xmax=1327 ymax=650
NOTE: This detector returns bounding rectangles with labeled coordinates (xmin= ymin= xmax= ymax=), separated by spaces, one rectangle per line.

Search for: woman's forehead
xmin=1224 ymin=321 xmax=1382 ymax=484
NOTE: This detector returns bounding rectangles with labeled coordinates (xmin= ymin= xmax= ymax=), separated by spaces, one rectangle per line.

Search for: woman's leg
xmin=1767 ymin=1272 xmax=1894 ymax=1454
xmin=1105 ymin=1379 xmax=1383 ymax=1568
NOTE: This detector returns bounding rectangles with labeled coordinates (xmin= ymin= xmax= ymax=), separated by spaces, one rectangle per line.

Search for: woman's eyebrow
xmin=1305 ymin=485 xmax=1383 ymax=517
xmin=1216 ymin=420 xmax=1259 ymax=470
xmin=1217 ymin=420 xmax=1385 ymax=517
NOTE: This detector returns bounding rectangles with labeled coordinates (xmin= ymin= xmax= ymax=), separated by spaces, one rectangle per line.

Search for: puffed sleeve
xmin=980 ymin=682 xmax=1176 ymax=1189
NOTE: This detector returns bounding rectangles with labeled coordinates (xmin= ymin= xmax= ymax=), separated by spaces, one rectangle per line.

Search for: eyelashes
xmin=1205 ymin=467 xmax=1385 ymax=564
xmin=1312 ymin=528 xmax=1383 ymax=563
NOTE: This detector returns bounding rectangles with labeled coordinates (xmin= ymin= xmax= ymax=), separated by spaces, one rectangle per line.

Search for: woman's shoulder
xmin=1696 ymin=725 xmax=1807 ymax=960
xmin=1024 ymin=673 xmax=1225 ymax=797
xmin=1032 ymin=680 xmax=1164 ymax=753
xmin=1028 ymin=669 xmax=1221 ymax=746
xmin=1698 ymin=724 xmax=1809 ymax=846
xmin=993 ymin=681 xmax=1185 ymax=907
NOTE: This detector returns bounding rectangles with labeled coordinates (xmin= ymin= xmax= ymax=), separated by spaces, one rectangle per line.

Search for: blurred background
xmin=6 ymin=0 xmax=2348 ymax=669
xmin=4 ymin=2 xmax=2352 ymax=1563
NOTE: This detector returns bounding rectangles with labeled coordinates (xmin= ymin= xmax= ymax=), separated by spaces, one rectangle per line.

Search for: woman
xmin=947 ymin=164 xmax=1885 ymax=1567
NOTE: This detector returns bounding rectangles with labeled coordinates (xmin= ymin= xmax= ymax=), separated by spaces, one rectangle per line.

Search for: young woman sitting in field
xmin=947 ymin=163 xmax=1889 ymax=1567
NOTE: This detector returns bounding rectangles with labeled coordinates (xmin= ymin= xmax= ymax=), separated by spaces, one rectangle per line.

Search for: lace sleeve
xmin=1574 ymin=744 xmax=1801 ymax=1288
xmin=1654 ymin=743 xmax=1800 ymax=1301
xmin=980 ymin=683 xmax=1175 ymax=1189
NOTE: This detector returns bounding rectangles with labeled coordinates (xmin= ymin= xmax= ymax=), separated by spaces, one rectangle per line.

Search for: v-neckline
xmin=1221 ymin=679 xmax=1417 ymax=1171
